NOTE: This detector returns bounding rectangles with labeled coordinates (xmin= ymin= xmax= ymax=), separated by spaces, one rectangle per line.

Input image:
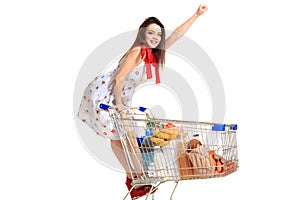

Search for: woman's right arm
xmin=113 ymin=46 xmax=144 ymax=112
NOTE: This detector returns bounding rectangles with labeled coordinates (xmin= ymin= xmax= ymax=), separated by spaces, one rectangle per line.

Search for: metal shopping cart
xmin=100 ymin=104 xmax=239 ymax=200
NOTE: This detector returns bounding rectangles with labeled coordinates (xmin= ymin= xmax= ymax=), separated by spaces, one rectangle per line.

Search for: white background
xmin=1 ymin=0 xmax=299 ymax=199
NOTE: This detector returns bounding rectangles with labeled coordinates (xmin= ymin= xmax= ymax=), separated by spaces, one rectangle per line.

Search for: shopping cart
xmin=100 ymin=104 xmax=239 ymax=200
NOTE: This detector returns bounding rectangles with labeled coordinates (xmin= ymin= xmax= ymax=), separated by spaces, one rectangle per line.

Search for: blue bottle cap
xmin=145 ymin=128 xmax=153 ymax=136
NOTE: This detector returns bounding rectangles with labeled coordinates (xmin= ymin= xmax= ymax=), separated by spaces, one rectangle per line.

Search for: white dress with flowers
xmin=77 ymin=60 xmax=148 ymax=140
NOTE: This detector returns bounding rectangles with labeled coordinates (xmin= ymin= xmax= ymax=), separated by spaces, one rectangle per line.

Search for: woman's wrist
xmin=194 ymin=12 xmax=201 ymax=17
xmin=195 ymin=10 xmax=205 ymax=17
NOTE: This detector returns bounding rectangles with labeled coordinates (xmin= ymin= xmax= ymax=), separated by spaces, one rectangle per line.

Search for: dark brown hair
xmin=120 ymin=17 xmax=166 ymax=68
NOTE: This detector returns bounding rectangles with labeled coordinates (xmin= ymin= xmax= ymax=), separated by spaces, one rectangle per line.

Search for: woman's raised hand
xmin=196 ymin=4 xmax=208 ymax=16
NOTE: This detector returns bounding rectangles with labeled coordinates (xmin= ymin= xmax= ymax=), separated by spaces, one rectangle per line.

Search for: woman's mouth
xmin=150 ymin=40 xmax=158 ymax=45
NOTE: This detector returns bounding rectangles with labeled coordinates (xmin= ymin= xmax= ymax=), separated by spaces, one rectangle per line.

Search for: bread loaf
xmin=187 ymin=139 xmax=202 ymax=152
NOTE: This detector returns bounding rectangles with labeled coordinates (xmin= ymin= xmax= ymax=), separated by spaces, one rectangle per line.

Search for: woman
xmin=78 ymin=4 xmax=208 ymax=199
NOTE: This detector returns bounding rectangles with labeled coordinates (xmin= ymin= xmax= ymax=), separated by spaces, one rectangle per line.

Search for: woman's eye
xmin=148 ymin=32 xmax=153 ymax=35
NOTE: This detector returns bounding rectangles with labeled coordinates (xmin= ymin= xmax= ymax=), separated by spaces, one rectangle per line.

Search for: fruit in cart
xmin=149 ymin=125 xmax=180 ymax=146
xmin=169 ymin=134 xmax=177 ymax=140
xmin=153 ymin=131 xmax=177 ymax=140
xmin=160 ymin=129 xmax=170 ymax=134
xmin=163 ymin=129 xmax=179 ymax=135
xmin=149 ymin=136 xmax=170 ymax=146
xmin=153 ymin=132 xmax=170 ymax=140
xmin=150 ymin=137 xmax=164 ymax=144
xmin=164 ymin=122 xmax=175 ymax=128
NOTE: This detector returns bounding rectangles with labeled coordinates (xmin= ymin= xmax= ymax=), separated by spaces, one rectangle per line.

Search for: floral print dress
xmin=77 ymin=60 xmax=148 ymax=140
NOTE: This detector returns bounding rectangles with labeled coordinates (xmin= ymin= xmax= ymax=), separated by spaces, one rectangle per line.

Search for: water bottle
xmin=154 ymin=146 xmax=166 ymax=179
xmin=141 ymin=128 xmax=155 ymax=176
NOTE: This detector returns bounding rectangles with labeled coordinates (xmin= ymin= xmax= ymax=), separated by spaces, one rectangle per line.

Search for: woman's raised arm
xmin=165 ymin=4 xmax=208 ymax=49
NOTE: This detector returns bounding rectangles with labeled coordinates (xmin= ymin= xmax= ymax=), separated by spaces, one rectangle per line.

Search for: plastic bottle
xmin=154 ymin=146 xmax=167 ymax=179
xmin=141 ymin=128 xmax=155 ymax=176
xmin=145 ymin=128 xmax=153 ymax=137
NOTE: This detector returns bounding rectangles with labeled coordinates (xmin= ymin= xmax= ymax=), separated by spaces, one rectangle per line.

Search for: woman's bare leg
xmin=110 ymin=139 xmax=132 ymax=178
xmin=111 ymin=139 xmax=154 ymax=193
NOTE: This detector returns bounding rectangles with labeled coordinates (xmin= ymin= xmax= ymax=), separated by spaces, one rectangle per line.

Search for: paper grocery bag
xmin=188 ymin=146 xmax=214 ymax=178
xmin=177 ymin=153 xmax=194 ymax=179
xmin=177 ymin=142 xmax=194 ymax=179
xmin=176 ymin=141 xmax=188 ymax=156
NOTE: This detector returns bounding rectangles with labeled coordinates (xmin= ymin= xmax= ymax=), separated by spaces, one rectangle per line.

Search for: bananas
xmin=150 ymin=128 xmax=182 ymax=146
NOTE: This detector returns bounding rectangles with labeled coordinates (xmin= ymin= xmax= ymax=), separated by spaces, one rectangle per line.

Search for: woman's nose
xmin=153 ymin=34 xmax=159 ymax=40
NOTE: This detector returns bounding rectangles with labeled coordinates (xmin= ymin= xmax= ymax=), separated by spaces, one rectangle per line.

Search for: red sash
xmin=141 ymin=45 xmax=160 ymax=84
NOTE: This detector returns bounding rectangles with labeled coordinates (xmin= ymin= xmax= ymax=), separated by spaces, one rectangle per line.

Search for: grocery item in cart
xmin=177 ymin=135 xmax=238 ymax=179
xmin=177 ymin=154 xmax=194 ymax=179
xmin=209 ymin=150 xmax=237 ymax=175
xmin=154 ymin=146 xmax=167 ymax=178
xmin=149 ymin=123 xmax=181 ymax=147
xmin=188 ymin=145 xmax=214 ymax=178
xmin=105 ymin=104 xmax=238 ymax=199
xmin=140 ymin=131 xmax=157 ymax=173
xmin=187 ymin=137 xmax=214 ymax=177
xmin=140 ymin=137 xmax=156 ymax=153
xmin=187 ymin=138 xmax=202 ymax=152
xmin=177 ymin=139 xmax=214 ymax=179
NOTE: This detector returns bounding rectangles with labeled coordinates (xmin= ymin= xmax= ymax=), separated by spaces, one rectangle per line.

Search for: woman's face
xmin=144 ymin=23 xmax=162 ymax=48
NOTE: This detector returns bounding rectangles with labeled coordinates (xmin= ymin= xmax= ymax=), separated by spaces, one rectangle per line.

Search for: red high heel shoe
xmin=125 ymin=177 xmax=157 ymax=199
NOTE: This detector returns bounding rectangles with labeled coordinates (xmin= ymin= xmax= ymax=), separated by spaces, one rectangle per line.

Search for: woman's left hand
xmin=116 ymin=103 xmax=126 ymax=113
xmin=196 ymin=4 xmax=208 ymax=16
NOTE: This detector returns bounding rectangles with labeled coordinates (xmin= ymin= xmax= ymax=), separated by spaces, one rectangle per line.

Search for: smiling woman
xmin=77 ymin=4 xmax=208 ymax=199
xmin=120 ymin=16 xmax=167 ymax=80
xmin=145 ymin=24 xmax=162 ymax=48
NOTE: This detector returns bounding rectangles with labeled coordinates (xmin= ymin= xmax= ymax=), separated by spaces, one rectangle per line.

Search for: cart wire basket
xmin=100 ymin=104 xmax=239 ymax=200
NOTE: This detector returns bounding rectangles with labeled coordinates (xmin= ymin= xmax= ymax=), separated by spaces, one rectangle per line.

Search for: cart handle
xmin=212 ymin=123 xmax=238 ymax=131
xmin=99 ymin=103 xmax=148 ymax=112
